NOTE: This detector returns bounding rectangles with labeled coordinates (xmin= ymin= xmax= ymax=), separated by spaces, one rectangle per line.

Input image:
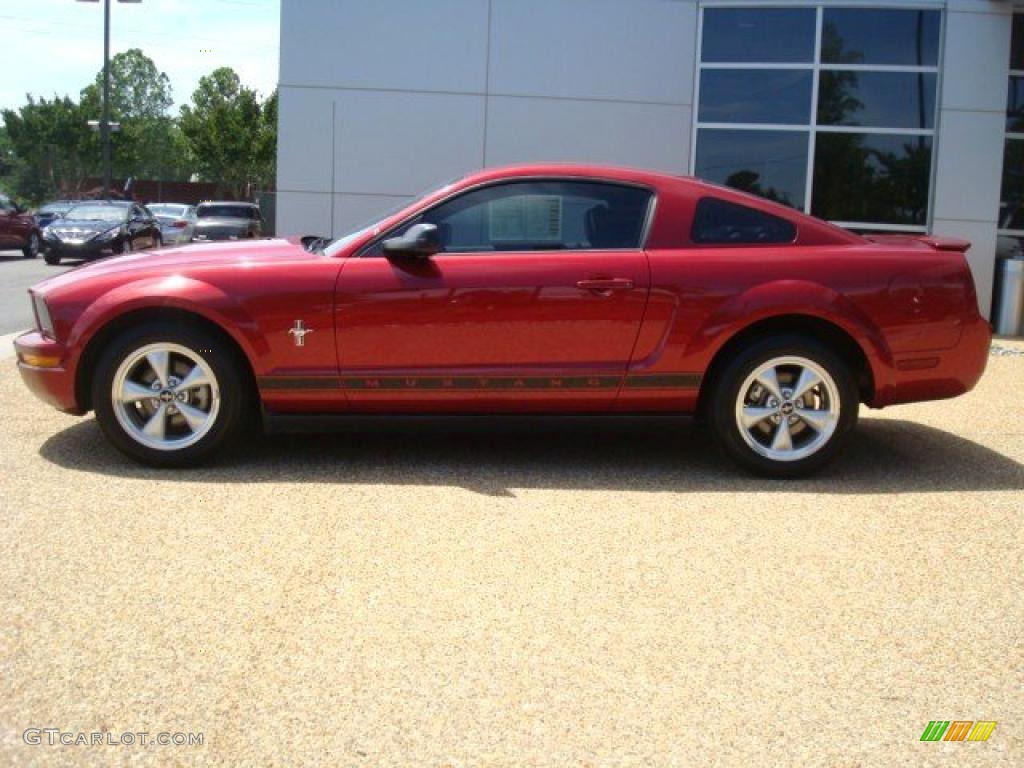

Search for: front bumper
xmin=13 ymin=331 xmax=82 ymax=414
xmin=44 ymin=239 xmax=112 ymax=259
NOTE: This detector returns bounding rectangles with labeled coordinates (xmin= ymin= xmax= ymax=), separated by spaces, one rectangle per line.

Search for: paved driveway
xmin=0 ymin=250 xmax=75 ymax=335
xmin=1 ymin=345 xmax=1021 ymax=766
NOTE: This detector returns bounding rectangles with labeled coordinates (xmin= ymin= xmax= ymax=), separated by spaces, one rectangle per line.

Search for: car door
xmin=140 ymin=206 xmax=160 ymax=247
xmin=335 ymin=179 xmax=654 ymax=411
xmin=128 ymin=205 xmax=150 ymax=249
xmin=0 ymin=196 xmax=15 ymax=247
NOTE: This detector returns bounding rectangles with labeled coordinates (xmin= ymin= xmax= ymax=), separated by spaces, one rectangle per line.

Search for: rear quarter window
xmin=691 ymin=197 xmax=797 ymax=245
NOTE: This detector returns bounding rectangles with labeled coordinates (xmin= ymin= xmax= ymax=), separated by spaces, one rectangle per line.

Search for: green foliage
xmin=179 ymin=69 xmax=276 ymax=197
xmin=0 ymin=53 xmax=277 ymax=205
xmin=80 ymin=49 xmax=192 ymax=181
xmin=1 ymin=96 xmax=96 ymax=204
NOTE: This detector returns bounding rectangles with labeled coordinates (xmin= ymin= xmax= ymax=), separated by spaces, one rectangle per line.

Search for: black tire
xmin=707 ymin=335 xmax=859 ymax=477
xmin=22 ymin=231 xmax=41 ymax=258
xmin=153 ymin=233 xmax=163 ymax=249
xmin=43 ymin=250 xmax=61 ymax=266
xmin=92 ymin=322 xmax=252 ymax=467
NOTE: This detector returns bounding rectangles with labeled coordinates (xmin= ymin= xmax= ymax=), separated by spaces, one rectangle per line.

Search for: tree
xmin=253 ymin=89 xmax=277 ymax=191
xmin=179 ymin=68 xmax=266 ymax=198
xmin=2 ymin=96 xmax=96 ymax=203
xmin=80 ymin=49 xmax=190 ymax=181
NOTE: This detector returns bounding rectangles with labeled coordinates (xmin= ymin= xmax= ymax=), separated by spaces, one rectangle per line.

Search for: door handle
xmin=576 ymin=278 xmax=634 ymax=292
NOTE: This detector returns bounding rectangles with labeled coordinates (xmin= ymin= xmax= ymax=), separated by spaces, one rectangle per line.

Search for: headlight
xmin=31 ymin=292 xmax=55 ymax=337
xmin=43 ymin=227 xmax=59 ymax=240
xmin=93 ymin=226 xmax=121 ymax=242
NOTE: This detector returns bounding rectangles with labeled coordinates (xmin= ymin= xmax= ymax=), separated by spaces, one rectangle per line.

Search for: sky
xmin=0 ymin=0 xmax=280 ymax=114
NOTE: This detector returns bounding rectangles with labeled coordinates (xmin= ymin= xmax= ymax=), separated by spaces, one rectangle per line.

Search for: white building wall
xmin=931 ymin=0 xmax=1013 ymax=316
xmin=277 ymin=0 xmax=697 ymax=236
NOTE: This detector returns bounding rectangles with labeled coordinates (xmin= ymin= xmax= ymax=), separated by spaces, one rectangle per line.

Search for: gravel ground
xmin=1 ymin=344 xmax=1022 ymax=767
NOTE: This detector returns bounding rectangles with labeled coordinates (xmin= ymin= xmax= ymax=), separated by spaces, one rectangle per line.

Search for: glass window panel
xmin=812 ymin=133 xmax=932 ymax=226
xmin=691 ymin=197 xmax=797 ymax=245
xmin=383 ymin=181 xmax=653 ymax=253
xmin=997 ymin=235 xmax=1023 ymax=260
xmin=1012 ymin=15 xmax=1024 ymax=70
xmin=818 ymin=71 xmax=936 ymax=130
xmin=822 ymin=9 xmax=940 ymax=67
xmin=1008 ymin=76 xmax=1024 ymax=133
xmin=702 ymin=8 xmax=816 ymax=63
xmin=699 ymin=70 xmax=813 ymax=125
xmin=695 ymin=129 xmax=809 ymax=210
xmin=1000 ymin=139 xmax=1024 ymax=230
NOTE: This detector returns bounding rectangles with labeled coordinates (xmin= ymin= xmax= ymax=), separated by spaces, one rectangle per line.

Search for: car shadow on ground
xmin=38 ymin=415 xmax=1024 ymax=496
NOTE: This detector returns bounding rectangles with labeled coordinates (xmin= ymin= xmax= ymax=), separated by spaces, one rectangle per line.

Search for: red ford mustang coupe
xmin=14 ymin=164 xmax=990 ymax=475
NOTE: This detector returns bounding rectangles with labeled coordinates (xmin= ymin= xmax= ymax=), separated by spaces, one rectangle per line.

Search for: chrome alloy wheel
xmin=111 ymin=343 xmax=220 ymax=452
xmin=734 ymin=356 xmax=840 ymax=463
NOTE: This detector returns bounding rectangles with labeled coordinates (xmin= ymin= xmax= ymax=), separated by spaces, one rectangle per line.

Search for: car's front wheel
xmin=43 ymin=250 xmax=61 ymax=265
xmin=93 ymin=324 xmax=251 ymax=467
xmin=708 ymin=335 xmax=858 ymax=477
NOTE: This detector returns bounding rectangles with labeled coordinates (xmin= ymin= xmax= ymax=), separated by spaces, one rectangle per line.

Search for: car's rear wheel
xmin=708 ymin=335 xmax=858 ymax=477
xmin=22 ymin=232 xmax=40 ymax=258
xmin=92 ymin=324 xmax=250 ymax=467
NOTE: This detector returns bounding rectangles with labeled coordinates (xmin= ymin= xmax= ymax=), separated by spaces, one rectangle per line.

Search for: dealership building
xmin=277 ymin=0 xmax=1023 ymax=318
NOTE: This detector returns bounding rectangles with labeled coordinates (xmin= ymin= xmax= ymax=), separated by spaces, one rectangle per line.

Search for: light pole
xmin=77 ymin=0 xmax=141 ymax=199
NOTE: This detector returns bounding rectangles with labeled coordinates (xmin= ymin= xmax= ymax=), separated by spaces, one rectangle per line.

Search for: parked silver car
xmin=147 ymin=203 xmax=197 ymax=245
xmin=192 ymin=202 xmax=264 ymax=242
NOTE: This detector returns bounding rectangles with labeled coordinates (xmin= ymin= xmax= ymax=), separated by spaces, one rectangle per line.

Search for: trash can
xmin=993 ymin=257 xmax=1024 ymax=336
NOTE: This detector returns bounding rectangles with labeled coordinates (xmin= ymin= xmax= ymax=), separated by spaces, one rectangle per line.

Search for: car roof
xmin=442 ymin=163 xmax=862 ymax=247
xmin=197 ymin=201 xmax=258 ymax=207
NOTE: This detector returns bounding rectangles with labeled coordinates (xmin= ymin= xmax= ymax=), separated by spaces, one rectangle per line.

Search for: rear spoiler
xmin=915 ymin=235 xmax=971 ymax=253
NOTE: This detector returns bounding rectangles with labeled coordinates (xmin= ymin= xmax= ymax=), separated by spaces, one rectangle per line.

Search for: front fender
xmin=66 ymin=275 xmax=268 ymax=374
xmin=686 ymin=280 xmax=895 ymax=387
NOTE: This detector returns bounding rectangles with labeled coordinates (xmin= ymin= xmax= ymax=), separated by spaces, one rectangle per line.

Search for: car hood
xmin=33 ymin=238 xmax=313 ymax=295
xmin=48 ymin=217 xmax=122 ymax=235
xmin=193 ymin=217 xmax=253 ymax=229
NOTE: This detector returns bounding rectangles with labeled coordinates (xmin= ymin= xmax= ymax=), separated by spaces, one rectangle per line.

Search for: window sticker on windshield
xmin=488 ymin=195 xmax=562 ymax=242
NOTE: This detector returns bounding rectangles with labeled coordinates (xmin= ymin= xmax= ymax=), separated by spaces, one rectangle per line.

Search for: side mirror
xmin=381 ymin=223 xmax=440 ymax=258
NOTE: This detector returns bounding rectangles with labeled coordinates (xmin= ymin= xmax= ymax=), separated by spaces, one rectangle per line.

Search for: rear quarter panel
xmin=627 ymin=242 xmax=980 ymax=411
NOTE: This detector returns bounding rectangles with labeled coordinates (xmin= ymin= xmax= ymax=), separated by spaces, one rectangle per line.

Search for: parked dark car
xmin=192 ymin=202 xmax=263 ymax=242
xmin=0 ymin=193 xmax=43 ymax=258
xmin=34 ymin=200 xmax=78 ymax=230
xmin=42 ymin=201 xmax=162 ymax=265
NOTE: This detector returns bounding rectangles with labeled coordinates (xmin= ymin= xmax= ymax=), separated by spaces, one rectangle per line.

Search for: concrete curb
xmin=0 ymin=331 xmax=27 ymax=361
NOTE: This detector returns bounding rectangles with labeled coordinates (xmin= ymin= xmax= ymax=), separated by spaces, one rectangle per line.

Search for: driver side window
xmin=372 ymin=180 xmax=652 ymax=255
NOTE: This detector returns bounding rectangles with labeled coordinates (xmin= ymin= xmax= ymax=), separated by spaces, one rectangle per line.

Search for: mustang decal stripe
xmin=259 ymin=377 xmax=341 ymax=391
xmin=623 ymin=373 xmax=702 ymax=389
xmin=259 ymin=373 xmax=702 ymax=391
xmin=343 ymin=376 xmax=621 ymax=390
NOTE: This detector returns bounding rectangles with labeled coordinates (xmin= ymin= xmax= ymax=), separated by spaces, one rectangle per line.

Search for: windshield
xmin=63 ymin=204 xmax=127 ymax=222
xmin=322 ymin=179 xmax=456 ymax=257
xmin=197 ymin=205 xmax=257 ymax=219
xmin=149 ymin=204 xmax=188 ymax=218
xmin=40 ymin=203 xmax=73 ymax=214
